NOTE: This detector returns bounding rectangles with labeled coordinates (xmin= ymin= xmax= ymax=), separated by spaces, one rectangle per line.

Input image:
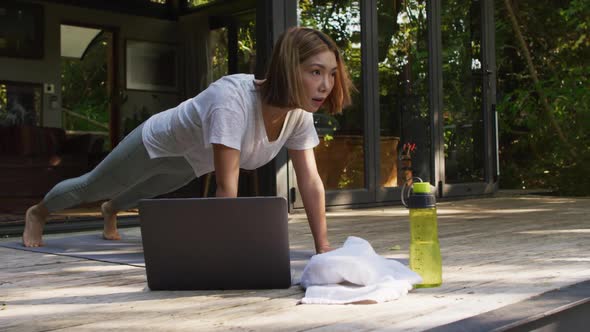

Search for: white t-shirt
xmin=141 ymin=74 xmax=320 ymax=177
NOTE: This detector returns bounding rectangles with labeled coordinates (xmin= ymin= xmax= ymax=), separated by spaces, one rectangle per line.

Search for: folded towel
xmin=300 ymin=236 xmax=422 ymax=304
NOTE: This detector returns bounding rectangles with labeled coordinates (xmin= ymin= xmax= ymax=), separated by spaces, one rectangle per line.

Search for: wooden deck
xmin=1 ymin=193 xmax=589 ymax=331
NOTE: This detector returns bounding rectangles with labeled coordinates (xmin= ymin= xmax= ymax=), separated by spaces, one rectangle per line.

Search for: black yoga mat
xmin=0 ymin=233 xmax=313 ymax=284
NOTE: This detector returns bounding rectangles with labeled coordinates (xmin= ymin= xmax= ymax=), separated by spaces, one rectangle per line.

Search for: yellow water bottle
xmin=407 ymin=181 xmax=442 ymax=288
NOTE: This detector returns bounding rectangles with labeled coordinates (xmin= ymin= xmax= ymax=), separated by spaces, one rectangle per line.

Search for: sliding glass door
xmin=437 ymin=0 xmax=497 ymax=197
xmin=289 ymin=0 xmax=497 ymax=208
xmin=377 ymin=0 xmax=432 ymax=203
xmin=295 ymin=0 xmax=372 ymax=207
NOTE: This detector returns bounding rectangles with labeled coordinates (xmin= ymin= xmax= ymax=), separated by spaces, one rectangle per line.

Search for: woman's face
xmin=299 ymin=50 xmax=337 ymax=112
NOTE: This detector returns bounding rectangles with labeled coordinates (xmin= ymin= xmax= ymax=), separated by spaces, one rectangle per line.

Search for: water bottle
xmin=404 ymin=181 xmax=442 ymax=288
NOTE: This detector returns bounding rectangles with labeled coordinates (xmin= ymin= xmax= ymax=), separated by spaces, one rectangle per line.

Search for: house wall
xmin=0 ymin=1 xmax=182 ymax=132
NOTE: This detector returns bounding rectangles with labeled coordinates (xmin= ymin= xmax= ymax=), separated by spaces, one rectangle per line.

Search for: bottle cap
xmin=413 ymin=182 xmax=431 ymax=194
xmin=408 ymin=192 xmax=436 ymax=208
xmin=408 ymin=182 xmax=436 ymax=208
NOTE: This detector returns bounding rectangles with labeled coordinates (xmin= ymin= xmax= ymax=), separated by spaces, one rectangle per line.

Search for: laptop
xmin=138 ymin=196 xmax=291 ymax=290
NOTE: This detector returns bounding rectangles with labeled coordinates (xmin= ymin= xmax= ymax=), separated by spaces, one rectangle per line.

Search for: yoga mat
xmin=0 ymin=234 xmax=146 ymax=267
xmin=0 ymin=234 xmax=313 ymax=284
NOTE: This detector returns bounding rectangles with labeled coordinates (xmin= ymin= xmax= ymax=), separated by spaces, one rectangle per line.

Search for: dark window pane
xmin=442 ymin=0 xmax=485 ymax=183
xmin=378 ymin=0 xmax=431 ymax=187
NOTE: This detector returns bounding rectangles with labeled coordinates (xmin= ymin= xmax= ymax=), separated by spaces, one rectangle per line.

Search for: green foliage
xmin=0 ymin=85 xmax=7 ymax=117
xmin=186 ymin=0 xmax=215 ymax=8
xmin=439 ymin=0 xmax=486 ymax=183
xmin=210 ymin=27 xmax=229 ymax=81
xmin=377 ymin=0 xmax=429 ymax=124
xmin=496 ymin=0 xmax=590 ymax=195
xmin=299 ymin=0 xmax=364 ymax=134
xmin=61 ymin=32 xmax=110 ymax=133
xmin=300 ymin=0 xmax=366 ymax=189
xmin=237 ymin=19 xmax=256 ymax=74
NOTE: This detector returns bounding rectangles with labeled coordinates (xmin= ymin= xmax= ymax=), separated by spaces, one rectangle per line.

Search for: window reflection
xmin=209 ymin=15 xmax=256 ymax=82
xmin=237 ymin=19 xmax=256 ymax=75
xmin=209 ymin=27 xmax=228 ymax=81
xmin=378 ymin=0 xmax=431 ymax=188
xmin=442 ymin=0 xmax=485 ymax=183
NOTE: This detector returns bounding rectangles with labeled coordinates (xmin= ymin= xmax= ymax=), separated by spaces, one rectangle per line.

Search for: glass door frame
xmin=282 ymin=0 xmax=499 ymax=209
xmin=187 ymin=0 xmax=269 ymax=198
xmin=322 ymin=0 xmax=377 ymax=207
xmin=432 ymin=0 xmax=499 ymax=198
xmin=374 ymin=0 xmax=434 ymax=203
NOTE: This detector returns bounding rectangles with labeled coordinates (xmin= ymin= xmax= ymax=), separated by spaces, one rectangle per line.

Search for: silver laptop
xmin=138 ymin=196 xmax=291 ymax=290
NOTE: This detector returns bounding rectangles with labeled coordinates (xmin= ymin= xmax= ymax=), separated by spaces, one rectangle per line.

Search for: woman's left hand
xmin=316 ymin=245 xmax=334 ymax=254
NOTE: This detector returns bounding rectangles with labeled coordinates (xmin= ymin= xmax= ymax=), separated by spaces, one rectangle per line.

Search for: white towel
xmin=300 ymin=236 xmax=422 ymax=304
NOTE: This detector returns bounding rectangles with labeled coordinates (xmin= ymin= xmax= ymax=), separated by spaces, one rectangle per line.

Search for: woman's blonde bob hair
xmin=259 ymin=27 xmax=353 ymax=115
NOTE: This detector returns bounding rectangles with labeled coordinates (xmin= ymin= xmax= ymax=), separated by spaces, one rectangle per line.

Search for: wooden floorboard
xmin=0 ymin=194 xmax=589 ymax=331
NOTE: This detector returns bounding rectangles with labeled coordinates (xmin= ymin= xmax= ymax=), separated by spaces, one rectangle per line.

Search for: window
xmin=0 ymin=2 xmax=44 ymax=59
xmin=299 ymin=0 xmax=365 ymax=190
xmin=0 ymin=81 xmax=43 ymax=127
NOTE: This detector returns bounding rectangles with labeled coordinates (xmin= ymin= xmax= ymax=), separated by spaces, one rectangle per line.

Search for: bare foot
xmin=101 ymin=201 xmax=121 ymax=240
xmin=23 ymin=204 xmax=48 ymax=247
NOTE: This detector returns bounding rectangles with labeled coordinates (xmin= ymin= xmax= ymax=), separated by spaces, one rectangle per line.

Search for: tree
xmin=496 ymin=0 xmax=590 ymax=195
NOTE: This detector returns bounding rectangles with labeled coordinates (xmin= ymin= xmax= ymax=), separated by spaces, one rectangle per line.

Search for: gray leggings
xmin=42 ymin=124 xmax=195 ymax=213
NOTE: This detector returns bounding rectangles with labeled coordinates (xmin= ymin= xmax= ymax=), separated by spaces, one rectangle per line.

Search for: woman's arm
xmin=212 ymin=143 xmax=240 ymax=197
xmin=288 ymin=148 xmax=332 ymax=254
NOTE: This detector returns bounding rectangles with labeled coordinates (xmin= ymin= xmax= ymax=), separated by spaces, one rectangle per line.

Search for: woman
xmin=23 ymin=27 xmax=353 ymax=254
